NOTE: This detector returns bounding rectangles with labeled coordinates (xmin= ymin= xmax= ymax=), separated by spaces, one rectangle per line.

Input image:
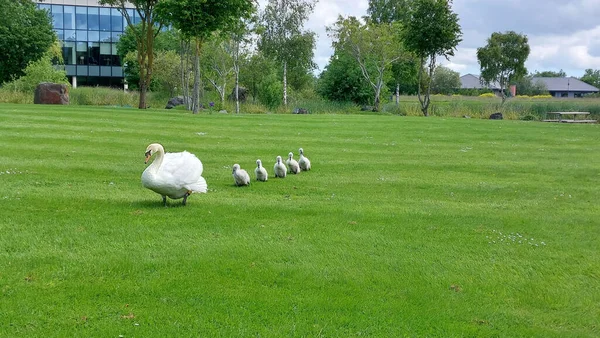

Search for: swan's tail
xmin=188 ymin=176 xmax=208 ymax=193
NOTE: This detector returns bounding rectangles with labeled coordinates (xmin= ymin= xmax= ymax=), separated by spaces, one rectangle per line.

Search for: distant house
xmin=532 ymin=77 xmax=599 ymax=98
xmin=459 ymin=74 xmax=501 ymax=94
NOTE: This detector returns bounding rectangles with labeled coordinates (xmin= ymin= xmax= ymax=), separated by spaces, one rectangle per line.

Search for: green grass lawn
xmin=1 ymin=104 xmax=599 ymax=337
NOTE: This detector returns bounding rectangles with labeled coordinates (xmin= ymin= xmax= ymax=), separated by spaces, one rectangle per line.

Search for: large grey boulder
xmin=34 ymin=83 xmax=69 ymax=105
xmin=165 ymin=96 xmax=185 ymax=109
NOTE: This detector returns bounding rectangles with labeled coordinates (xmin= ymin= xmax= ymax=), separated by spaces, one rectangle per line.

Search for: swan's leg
xmin=182 ymin=190 xmax=192 ymax=206
xmin=162 ymin=195 xmax=167 ymax=206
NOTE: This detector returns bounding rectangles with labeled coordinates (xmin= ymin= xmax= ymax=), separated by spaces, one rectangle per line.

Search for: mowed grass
xmin=0 ymin=104 xmax=599 ymax=337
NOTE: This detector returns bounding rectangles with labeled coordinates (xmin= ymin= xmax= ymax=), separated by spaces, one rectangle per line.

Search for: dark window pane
xmin=76 ymin=30 xmax=88 ymax=41
xmin=76 ymin=42 xmax=88 ymax=65
xmin=63 ymin=41 xmax=76 ymax=65
xmin=100 ymin=8 xmax=111 ymax=31
xmin=52 ymin=5 xmax=63 ymax=29
xmin=88 ymin=42 xmax=100 ymax=65
xmin=100 ymin=43 xmax=112 ymax=66
xmin=76 ymin=7 xmax=87 ymax=30
xmin=64 ymin=30 xmax=76 ymax=41
xmin=64 ymin=6 xmax=75 ymax=29
xmin=100 ymin=31 xmax=111 ymax=42
xmin=111 ymin=8 xmax=123 ymax=31
xmin=88 ymin=7 xmax=99 ymax=30
xmin=88 ymin=31 xmax=99 ymax=42
xmin=111 ymin=43 xmax=121 ymax=66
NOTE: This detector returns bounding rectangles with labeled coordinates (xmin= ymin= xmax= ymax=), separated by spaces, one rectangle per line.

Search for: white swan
xmin=255 ymin=159 xmax=268 ymax=181
xmin=274 ymin=155 xmax=287 ymax=178
xmin=232 ymin=163 xmax=250 ymax=186
xmin=141 ymin=143 xmax=207 ymax=206
xmin=298 ymin=148 xmax=311 ymax=171
xmin=287 ymin=152 xmax=300 ymax=174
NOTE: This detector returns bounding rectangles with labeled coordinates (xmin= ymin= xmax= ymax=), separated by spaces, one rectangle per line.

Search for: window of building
xmin=76 ymin=42 xmax=88 ymax=65
xmin=100 ymin=31 xmax=111 ymax=43
xmin=63 ymin=41 xmax=76 ymax=65
xmin=52 ymin=5 xmax=63 ymax=29
xmin=88 ymin=42 xmax=100 ymax=65
xmin=100 ymin=8 xmax=111 ymax=31
xmin=64 ymin=30 xmax=76 ymax=41
xmin=76 ymin=30 xmax=88 ymax=41
xmin=100 ymin=43 xmax=112 ymax=66
xmin=76 ymin=7 xmax=87 ymax=30
xmin=64 ymin=6 xmax=75 ymax=30
xmin=88 ymin=7 xmax=99 ymax=31
xmin=111 ymin=8 xmax=123 ymax=32
xmin=88 ymin=31 xmax=100 ymax=42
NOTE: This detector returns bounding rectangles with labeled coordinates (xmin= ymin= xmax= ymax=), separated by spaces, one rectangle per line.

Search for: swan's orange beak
xmin=144 ymin=150 xmax=152 ymax=164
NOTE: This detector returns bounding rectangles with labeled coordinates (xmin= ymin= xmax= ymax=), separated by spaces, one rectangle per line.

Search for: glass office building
xmin=36 ymin=1 xmax=137 ymax=88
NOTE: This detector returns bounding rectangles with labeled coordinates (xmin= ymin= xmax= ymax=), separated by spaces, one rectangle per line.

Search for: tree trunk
xmin=395 ymin=83 xmax=400 ymax=106
xmin=192 ymin=38 xmax=200 ymax=114
xmin=235 ymin=68 xmax=240 ymax=114
xmin=283 ymin=61 xmax=287 ymax=106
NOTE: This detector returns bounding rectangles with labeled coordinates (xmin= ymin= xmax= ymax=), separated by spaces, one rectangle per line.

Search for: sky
xmin=264 ymin=0 xmax=600 ymax=78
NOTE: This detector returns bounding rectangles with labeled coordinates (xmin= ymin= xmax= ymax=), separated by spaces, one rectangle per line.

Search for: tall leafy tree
xmin=403 ymin=0 xmax=461 ymax=116
xmin=258 ymin=0 xmax=317 ymax=106
xmin=368 ymin=0 xmax=411 ymax=24
xmin=156 ymin=0 xmax=254 ymax=113
xmin=431 ymin=65 xmax=460 ymax=94
xmin=317 ymin=50 xmax=372 ymax=105
xmin=99 ymin=0 xmax=165 ymax=109
xmin=239 ymin=52 xmax=277 ymax=103
xmin=328 ymin=16 xmax=404 ymax=111
xmin=534 ymin=69 xmax=566 ymax=77
xmin=477 ymin=31 xmax=530 ymax=105
xmin=580 ymin=68 xmax=600 ymax=89
xmin=202 ymin=35 xmax=234 ymax=105
xmin=117 ymin=26 xmax=179 ymax=90
xmin=0 ymin=0 xmax=55 ymax=84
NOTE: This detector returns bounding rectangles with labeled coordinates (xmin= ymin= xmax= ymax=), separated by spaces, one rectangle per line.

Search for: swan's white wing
xmin=161 ymin=151 xmax=206 ymax=192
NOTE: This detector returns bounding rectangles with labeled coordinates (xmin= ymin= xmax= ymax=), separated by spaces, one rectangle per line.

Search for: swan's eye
xmin=145 ymin=150 xmax=152 ymax=156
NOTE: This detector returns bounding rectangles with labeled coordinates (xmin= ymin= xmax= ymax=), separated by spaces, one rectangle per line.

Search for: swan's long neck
xmin=148 ymin=147 xmax=165 ymax=174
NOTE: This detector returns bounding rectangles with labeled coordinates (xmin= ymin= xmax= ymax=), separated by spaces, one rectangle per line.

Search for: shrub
xmin=479 ymin=93 xmax=496 ymax=98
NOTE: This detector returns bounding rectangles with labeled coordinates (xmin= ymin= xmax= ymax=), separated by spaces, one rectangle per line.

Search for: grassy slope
xmin=0 ymin=104 xmax=599 ymax=337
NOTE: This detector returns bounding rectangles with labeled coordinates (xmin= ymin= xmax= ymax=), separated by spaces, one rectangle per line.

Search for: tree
xmin=99 ymin=0 xmax=165 ymax=109
xmin=512 ymin=76 xmax=548 ymax=96
xmin=534 ymin=69 xmax=566 ymax=77
xmin=368 ymin=0 xmax=411 ymax=24
xmin=403 ymin=0 xmax=462 ymax=116
xmin=0 ymin=0 xmax=55 ymax=84
xmin=317 ymin=50 xmax=372 ymax=105
xmin=328 ymin=16 xmax=404 ymax=111
xmin=117 ymin=26 xmax=179 ymax=90
xmin=239 ymin=52 xmax=277 ymax=103
xmin=580 ymin=69 xmax=600 ymax=89
xmin=258 ymin=0 xmax=317 ymax=106
xmin=150 ymin=50 xmax=181 ymax=97
xmin=202 ymin=36 xmax=234 ymax=105
xmin=477 ymin=31 xmax=530 ymax=105
xmin=3 ymin=41 xmax=68 ymax=92
xmin=156 ymin=0 xmax=255 ymax=113
xmin=431 ymin=65 xmax=460 ymax=95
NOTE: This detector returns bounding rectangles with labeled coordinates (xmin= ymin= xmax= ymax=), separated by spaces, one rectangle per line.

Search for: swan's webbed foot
xmin=182 ymin=191 xmax=192 ymax=206
xmin=162 ymin=195 xmax=167 ymax=207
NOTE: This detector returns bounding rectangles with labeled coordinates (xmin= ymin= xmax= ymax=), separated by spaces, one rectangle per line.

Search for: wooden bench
xmin=543 ymin=112 xmax=597 ymax=123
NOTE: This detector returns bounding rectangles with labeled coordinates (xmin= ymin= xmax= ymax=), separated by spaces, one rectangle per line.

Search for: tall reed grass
xmin=1 ymin=85 xmax=599 ymax=121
